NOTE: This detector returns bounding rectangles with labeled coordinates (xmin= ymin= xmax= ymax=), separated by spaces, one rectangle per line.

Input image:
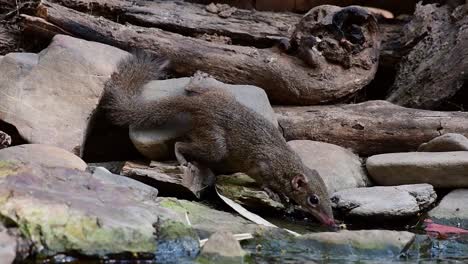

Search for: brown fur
xmin=102 ymin=52 xmax=335 ymax=227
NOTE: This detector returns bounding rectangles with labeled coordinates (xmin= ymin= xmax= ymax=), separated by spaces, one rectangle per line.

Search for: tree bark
xmin=387 ymin=3 xmax=468 ymax=109
xmin=0 ymin=24 xmax=17 ymax=54
xmin=276 ymin=100 xmax=468 ymax=156
xmin=50 ymin=0 xmax=300 ymax=48
xmin=49 ymin=0 xmax=405 ymax=68
xmin=187 ymin=0 xmax=417 ymax=15
xmin=27 ymin=1 xmax=380 ymax=105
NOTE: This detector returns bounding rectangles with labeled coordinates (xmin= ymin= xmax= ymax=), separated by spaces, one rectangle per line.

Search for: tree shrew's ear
xmin=291 ymin=174 xmax=308 ymax=191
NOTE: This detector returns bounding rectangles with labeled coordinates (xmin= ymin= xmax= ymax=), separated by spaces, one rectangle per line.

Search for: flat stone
xmin=0 ymin=144 xmax=87 ymax=171
xmin=0 ymin=157 xmax=199 ymax=258
xmin=418 ymin=133 xmax=468 ymax=152
xmin=158 ymin=197 xmax=260 ymax=239
xmin=300 ymin=230 xmax=415 ymax=256
xmin=331 ymin=184 xmax=436 ymax=218
xmin=288 ymin=140 xmax=369 ymax=193
xmin=198 ymin=231 xmax=245 ymax=263
xmin=366 ymin=152 xmax=468 ymax=187
xmin=244 ymin=228 xmax=415 ymax=261
xmin=129 ymin=77 xmax=278 ymax=160
xmin=429 ymin=189 xmax=468 ymax=229
xmin=0 ymin=35 xmax=127 ymax=155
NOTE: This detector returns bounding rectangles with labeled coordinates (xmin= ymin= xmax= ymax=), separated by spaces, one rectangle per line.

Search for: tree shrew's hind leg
xmin=174 ymin=139 xmax=226 ymax=197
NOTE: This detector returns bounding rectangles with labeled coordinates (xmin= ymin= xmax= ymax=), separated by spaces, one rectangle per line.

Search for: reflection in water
xmin=245 ymin=234 xmax=468 ymax=264
xmin=33 ymin=223 xmax=468 ymax=263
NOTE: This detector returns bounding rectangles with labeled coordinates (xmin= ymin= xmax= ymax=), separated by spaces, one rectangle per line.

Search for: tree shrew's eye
xmin=308 ymin=195 xmax=320 ymax=206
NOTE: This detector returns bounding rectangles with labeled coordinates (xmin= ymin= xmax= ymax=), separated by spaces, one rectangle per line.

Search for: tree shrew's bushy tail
xmin=101 ymin=52 xmax=170 ymax=127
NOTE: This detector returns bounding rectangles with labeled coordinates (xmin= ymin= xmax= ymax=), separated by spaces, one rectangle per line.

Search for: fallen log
xmin=51 ymin=0 xmax=301 ymax=48
xmin=0 ymin=24 xmax=16 ymax=54
xmin=21 ymin=14 xmax=71 ymax=39
xmin=50 ymin=0 xmax=404 ymax=73
xmin=387 ymin=3 xmax=468 ymax=109
xmin=0 ymin=0 xmax=43 ymax=54
xmin=276 ymin=100 xmax=468 ymax=156
xmin=29 ymin=1 xmax=380 ymax=105
xmin=187 ymin=0 xmax=417 ymax=15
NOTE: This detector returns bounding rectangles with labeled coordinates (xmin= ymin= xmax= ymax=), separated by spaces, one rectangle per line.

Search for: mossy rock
xmin=158 ymin=197 xmax=260 ymax=239
xmin=0 ymin=158 xmax=198 ymax=258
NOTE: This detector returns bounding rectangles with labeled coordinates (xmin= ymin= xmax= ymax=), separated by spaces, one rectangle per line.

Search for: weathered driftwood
xmin=21 ymin=14 xmax=71 ymax=38
xmin=29 ymin=1 xmax=380 ymax=105
xmin=51 ymin=0 xmax=300 ymax=48
xmin=1 ymin=0 xmax=43 ymax=54
xmin=187 ymin=0 xmax=417 ymax=15
xmin=276 ymin=100 xmax=468 ymax=156
xmin=0 ymin=24 xmax=16 ymax=54
xmin=387 ymin=3 xmax=468 ymax=109
xmin=378 ymin=18 xmax=407 ymax=70
xmin=49 ymin=0 xmax=404 ymax=72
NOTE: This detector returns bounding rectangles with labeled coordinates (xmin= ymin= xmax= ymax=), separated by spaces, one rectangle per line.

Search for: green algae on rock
xmin=196 ymin=231 xmax=246 ymax=264
xmin=0 ymin=146 xmax=199 ymax=258
xmin=0 ymin=160 xmax=21 ymax=178
xmin=154 ymin=220 xmax=200 ymax=262
xmin=216 ymin=173 xmax=285 ymax=211
xmin=0 ymin=166 xmax=188 ymax=256
xmin=158 ymin=197 xmax=260 ymax=239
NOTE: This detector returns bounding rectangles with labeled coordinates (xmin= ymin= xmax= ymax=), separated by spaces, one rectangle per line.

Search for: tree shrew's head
xmin=289 ymin=168 xmax=336 ymax=229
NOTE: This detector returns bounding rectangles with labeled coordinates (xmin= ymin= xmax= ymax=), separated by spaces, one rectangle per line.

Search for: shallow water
xmin=32 ymin=234 xmax=468 ymax=264
xmin=243 ymin=234 xmax=468 ymax=264
xmin=27 ymin=213 xmax=468 ymax=264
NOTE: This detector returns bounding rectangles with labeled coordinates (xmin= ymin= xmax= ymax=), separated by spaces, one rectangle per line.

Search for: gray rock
xmin=87 ymin=161 xmax=125 ymax=174
xmin=0 ymin=148 xmax=199 ymax=258
xmin=91 ymin=166 xmax=159 ymax=198
xmin=157 ymin=197 xmax=261 ymax=239
xmin=366 ymin=152 xmax=468 ymax=187
xmin=0 ymin=35 xmax=128 ymax=155
xmin=198 ymin=231 xmax=245 ymax=263
xmin=0 ymin=228 xmax=16 ymax=264
xmin=418 ymin=133 xmax=468 ymax=152
xmin=300 ymin=230 xmax=415 ymax=256
xmin=288 ymin=140 xmax=369 ymax=193
xmin=129 ymin=77 xmax=278 ymax=160
xmin=331 ymin=184 xmax=436 ymax=218
xmin=245 ymin=228 xmax=415 ymax=261
xmin=407 ymin=234 xmax=468 ymax=260
xmin=429 ymin=189 xmax=468 ymax=229
xmin=0 ymin=144 xmax=87 ymax=171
